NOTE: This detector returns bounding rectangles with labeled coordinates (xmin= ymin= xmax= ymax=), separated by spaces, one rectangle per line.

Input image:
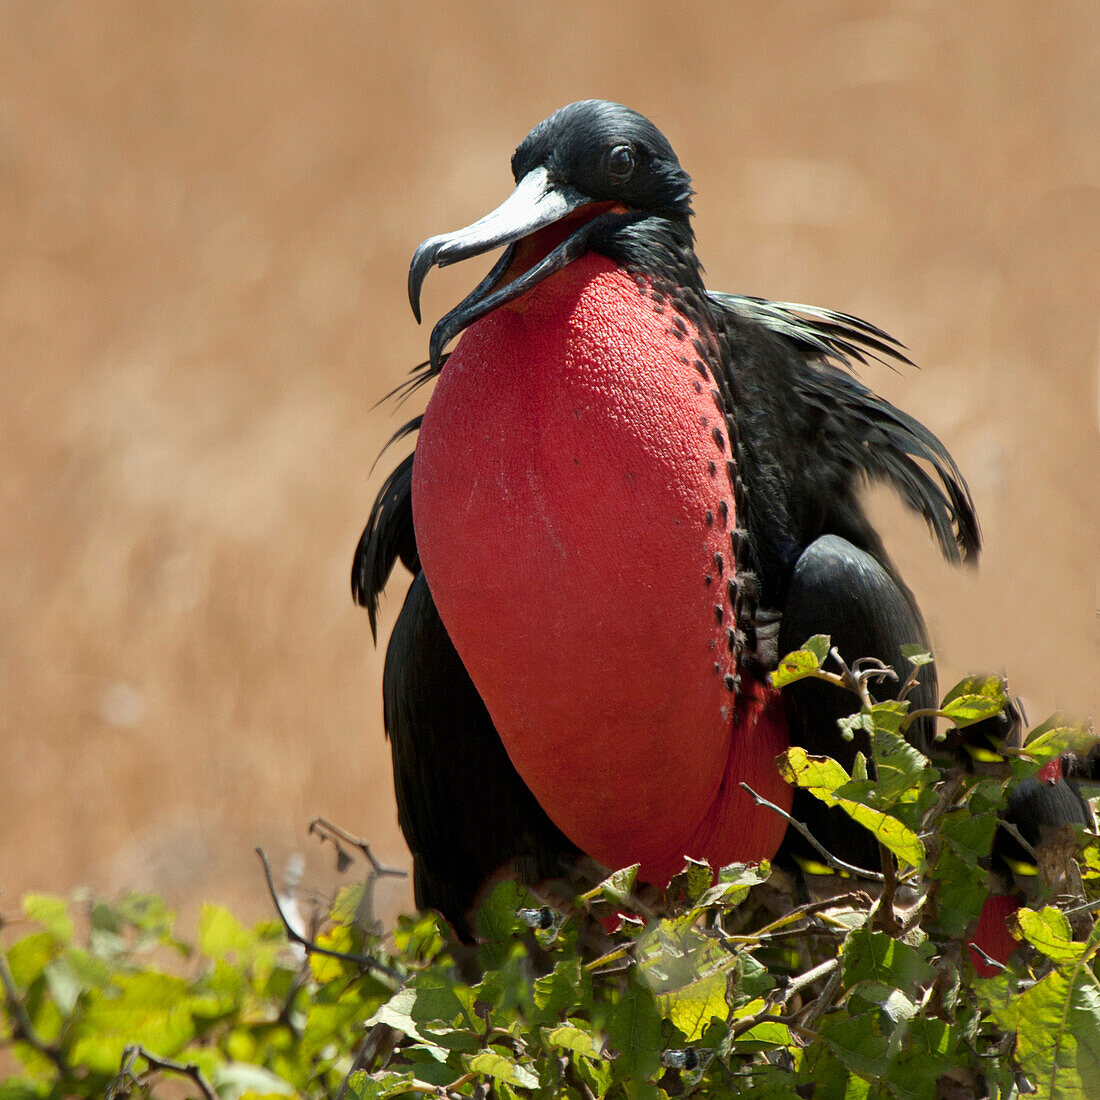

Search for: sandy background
xmin=2 ymin=1 xmax=1097 ymax=931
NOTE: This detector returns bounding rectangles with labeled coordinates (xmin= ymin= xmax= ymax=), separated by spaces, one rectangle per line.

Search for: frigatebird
xmin=353 ymin=101 xmax=1080 ymax=948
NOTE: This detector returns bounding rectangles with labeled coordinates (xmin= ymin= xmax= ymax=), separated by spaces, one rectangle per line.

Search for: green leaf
xmin=1023 ymin=718 xmax=1099 ymax=766
xmin=342 ymin=1070 xmax=417 ymax=1100
xmin=636 ymin=917 xmax=734 ymax=1041
xmin=731 ymin=996 xmax=792 ymax=1052
xmin=771 ymin=635 xmax=830 ymax=687
xmin=22 ymin=896 xmax=73 ymax=945
xmin=198 ymin=904 xmax=255 ymax=959
xmin=779 ymin=748 xmax=924 ymax=869
xmin=899 ymin=644 xmax=933 ymax=668
xmin=867 ymin=725 xmax=928 ymax=804
xmin=532 ymin=958 xmax=584 ymax=1019
xmin=940 ymin=676 xmax=1008 ymax=729
xmin=391 ymin=911 xmax=446 ymax=963
xmin=581 ymin=864 xmax=640 ymax=906
xmin=43 ymin=958 xmax=83 ymax=1017
xmin=476 ymin=880 xmax=528 ymax=968
xmin=309 ymin=921 xmax=360 ymax=982
xmin=465 ymin=1050 xmax=539 ymax=1089
xmin=4 ymin=932 xmax=57 ymax=989
xmin=666 ymin=858 xmax=714 ymax=906
xmin=930 ymin=847 xmax=987 ymax=937
xmin=1012 ymin=907 xmax=1087 ymax=965
xmin=821 ymin=1011 xmax=889 ymax=1079
xmin=606 ymin=980 xmax=662 ymax=1083
xmin=838 ymin=712 xmax=874 ymax=742
xmin=70 ymin=972 xmax=197 ymax=1073
xmin=843 ymin=929 xmax=935 ymax=991
xmin=211 ymin=1062 xmax=296 ymax=1099
xmin=544 ymin=1023 xmax=603 ymax=1059
xmin=939 ymin=808 xmax=998 ymax=866
xmin=869 ymin=700 xmax=909 ymax=737
xmin=694 ymin=861 xmax=771 ymax=911
xmin=778 ymin=749 xmax=850 ymax=797
xmin=575 ymin=1051 xmax=612 ymax=1096
xmin=988 ymin=961 xmax=1100 ymax=1097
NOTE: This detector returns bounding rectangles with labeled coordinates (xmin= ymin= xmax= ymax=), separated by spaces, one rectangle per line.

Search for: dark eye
xmin=605 ymin=144 xmax=636 ymax=182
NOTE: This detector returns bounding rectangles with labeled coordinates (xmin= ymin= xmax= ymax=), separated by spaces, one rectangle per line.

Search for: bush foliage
xmin=2 ymin=642 xmax=1099 ymax=1098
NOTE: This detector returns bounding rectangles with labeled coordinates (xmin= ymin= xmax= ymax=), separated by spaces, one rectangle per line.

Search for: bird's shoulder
xmin=703 ymin=290 xmax=980 ymax=575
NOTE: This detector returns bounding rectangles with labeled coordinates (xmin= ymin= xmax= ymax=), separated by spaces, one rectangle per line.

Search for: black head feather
xmin=510 ymin=100 xmax=694 ymax=220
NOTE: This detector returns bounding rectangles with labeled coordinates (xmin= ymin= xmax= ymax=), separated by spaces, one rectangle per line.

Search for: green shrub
xmin=3 ymin=645 xmax=1098 ymax=1098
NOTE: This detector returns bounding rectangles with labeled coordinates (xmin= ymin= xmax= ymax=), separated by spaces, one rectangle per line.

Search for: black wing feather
xmin=707 ymin=294 xmax=980 ymax=596
xmin=352 ymin=441 xmax=419 ymax=640
xmin=709 ymin=293 xmax=915 ymax=370
xmin=776 ymin=534 xmax=937 ymax=874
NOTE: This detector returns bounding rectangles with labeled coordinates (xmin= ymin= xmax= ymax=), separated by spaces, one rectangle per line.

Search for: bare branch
xmin=739 ymin=783 xmax=884 ymax=882
xmin=799 ymin=955 xmax=845 ymax=1030
xmin=113 ymin=1044 xmax=217 ymax=1100
xmin=255 ymin=848 xmax=404 ymax=983
xmin=309 ymin=818 xmax=408 ymax=934
xmin=997 ymin=820 xmax=1037 ymax=862
xmin=310 ymin=817 xmax=408 ymax=879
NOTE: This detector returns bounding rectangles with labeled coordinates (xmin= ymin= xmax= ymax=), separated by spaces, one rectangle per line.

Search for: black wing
xmin=776 ymin=534 xmax=937 ymax=875
xmin=706 ymin=293 xmax=980 ymax=608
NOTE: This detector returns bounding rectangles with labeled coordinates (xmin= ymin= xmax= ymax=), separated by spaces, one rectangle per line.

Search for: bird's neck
xmin=412 ymin=253 xmax=789 ymax=882
xmin=593 ymin=214 xmax=707 ymax=302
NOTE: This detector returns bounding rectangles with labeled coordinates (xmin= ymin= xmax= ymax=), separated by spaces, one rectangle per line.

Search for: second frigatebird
xmin=356 ymin=100 xmax=998 ymax=934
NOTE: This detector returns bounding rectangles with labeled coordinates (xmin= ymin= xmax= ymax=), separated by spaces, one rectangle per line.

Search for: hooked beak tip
xmin=428 ymin=323 xmax=447 ymax=374
xmin=409 ymin=237 xmax=443 ymax=324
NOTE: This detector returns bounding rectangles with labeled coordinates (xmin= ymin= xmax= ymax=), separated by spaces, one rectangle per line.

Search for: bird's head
xmin=409 ymin=100 xmax=697 ymax=371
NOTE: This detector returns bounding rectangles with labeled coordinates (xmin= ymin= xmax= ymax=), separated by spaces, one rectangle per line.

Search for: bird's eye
xmin=605 ymin=144 xmax=636 ymax=182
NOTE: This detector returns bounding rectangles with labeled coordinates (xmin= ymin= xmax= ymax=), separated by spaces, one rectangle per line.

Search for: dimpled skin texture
xmin=412 ymin=252 xmax=790 ymax=883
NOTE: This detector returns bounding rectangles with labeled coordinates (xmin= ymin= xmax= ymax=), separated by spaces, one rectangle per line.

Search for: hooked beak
xmin=408 ymin=166 xmax=629 ymax=371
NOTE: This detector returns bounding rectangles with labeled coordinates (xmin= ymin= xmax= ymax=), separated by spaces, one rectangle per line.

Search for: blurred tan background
xmin=2 ymin=1 xmax=1097 ymax=931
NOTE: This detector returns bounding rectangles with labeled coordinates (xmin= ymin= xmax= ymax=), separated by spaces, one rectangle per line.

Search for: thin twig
xmin=310 ymin=818 xmax=408 ymax=934
xmin=0 ymin=946 xmax=70 ymax=1076
xmin=310 ymin=818 xmax=409 ymax=879
xmin=584 ymin=944 xmax=634 ymax=973
xmin=117 ymin=1044 xmax=217 ymax=1100
xmin=997 ymin=820 xmax=1038 ymax=862
xmin=777 ymin=955 xmax=840 ymax=1002
xmin=720 ymin=922 xmax=848 ymax=946
xmin=739 ymin=783 xmax=884 ymax=882
xmin=1063 ymin=897 xmax=1100 ymax=918
xmin=874 ymin=841 xmax=901 ymax=934
xmin=255 ymin=848 xmax=403 ymax=982
xmin=799 ymin=953 xmax=845 ymax=1030
xmin=967 ymin=943 xmax=1007 ymax=974
xmin=896 ymin=659 xmax=930 ymax=704
xmin=753 ymin=892 xmax=872 ymax=936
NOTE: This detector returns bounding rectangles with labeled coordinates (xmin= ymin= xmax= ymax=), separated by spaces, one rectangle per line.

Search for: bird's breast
xmin=412 ymin=253 xmax=789 ymax=881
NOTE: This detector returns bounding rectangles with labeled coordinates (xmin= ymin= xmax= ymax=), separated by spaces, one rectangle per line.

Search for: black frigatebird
xmin=354 ymin=101 xmax=1084 ymax=952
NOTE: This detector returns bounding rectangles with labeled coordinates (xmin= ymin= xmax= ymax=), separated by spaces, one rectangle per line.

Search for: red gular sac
xmin=969 ymin=893 xmax=1022 ymax=977
xmin=413 ymin=252 xmax=791 ymax=885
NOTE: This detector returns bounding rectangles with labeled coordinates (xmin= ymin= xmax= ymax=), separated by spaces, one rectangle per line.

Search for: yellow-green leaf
xmin=544 ymin=1024 xmax=602 ymax=1059
xmin=22 ymin=895 xmax=73 ymax=945
xmin=1012 ymin=907 xmax=1087 ymax=965
xmin=779 ymin=748 xmax=924 ymax=869
xmin=465 ymin=1050 xmax=539 ymax=1089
